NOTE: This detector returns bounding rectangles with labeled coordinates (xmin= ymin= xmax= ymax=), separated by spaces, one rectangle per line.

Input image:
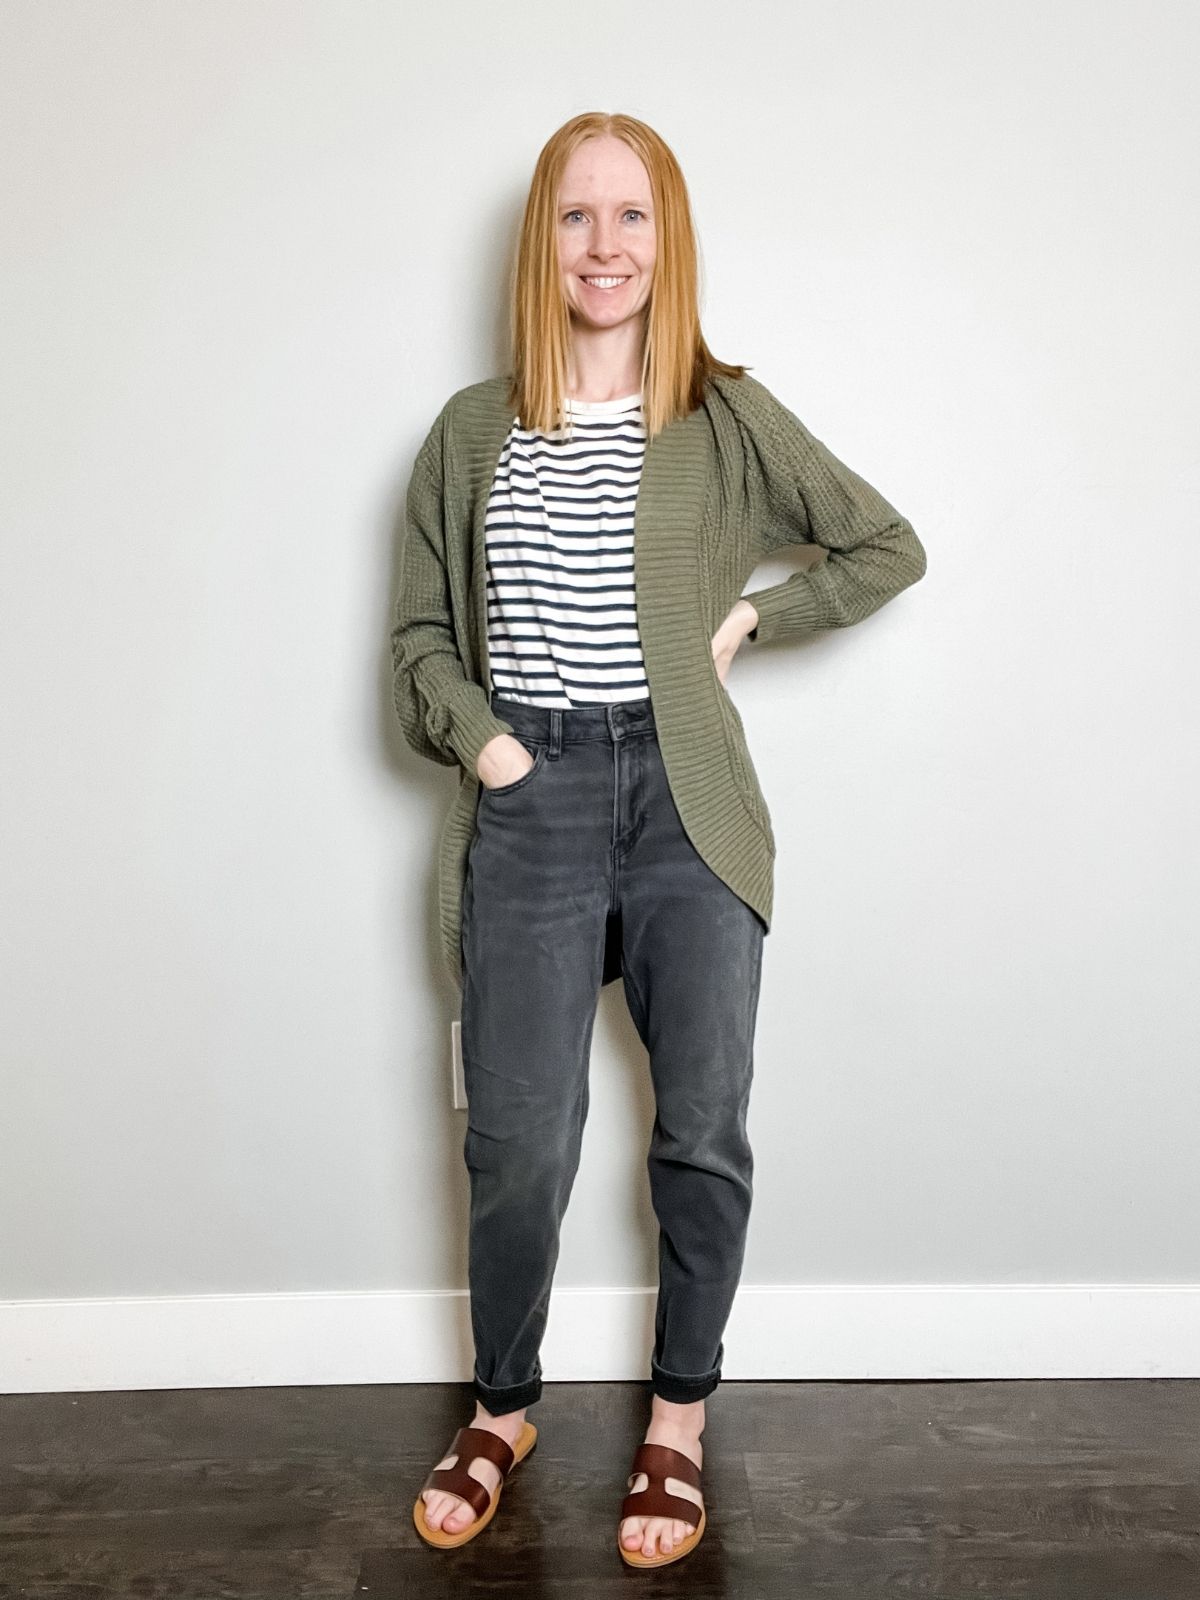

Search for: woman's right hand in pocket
xmin=476 ymin=733 xmax=535 ymax=790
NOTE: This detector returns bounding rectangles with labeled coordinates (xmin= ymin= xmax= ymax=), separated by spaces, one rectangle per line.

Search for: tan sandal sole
xmin=412 ymin=1419 xmax=538 ymax=1549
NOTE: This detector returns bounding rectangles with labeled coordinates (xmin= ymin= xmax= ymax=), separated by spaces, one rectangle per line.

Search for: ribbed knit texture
xmin=391 ymin=371 xmax=927 ymax=991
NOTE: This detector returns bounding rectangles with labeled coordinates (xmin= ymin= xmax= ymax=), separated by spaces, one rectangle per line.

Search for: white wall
xmin=3 ymin=0 xmax=1198 ymax=1391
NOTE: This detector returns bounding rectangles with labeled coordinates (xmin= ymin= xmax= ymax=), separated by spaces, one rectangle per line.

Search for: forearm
xmin=737 ymin=378 xmax=927 ymax=644
xmin=392 ymin=623 xmax=514 ymax=771
xmin=745 ymin=517 xmax=927 ymax=644
xmin=390 ymin=451 xmax=513 ymax=771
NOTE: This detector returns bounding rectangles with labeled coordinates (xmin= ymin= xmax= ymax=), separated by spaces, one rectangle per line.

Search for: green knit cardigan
xmin=390 ymin=370 xmax=927 ymax=991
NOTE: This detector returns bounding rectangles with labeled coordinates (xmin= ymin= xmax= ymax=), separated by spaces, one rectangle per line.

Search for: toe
xmin=420 ymin=1490 xmax=442 ymax=1529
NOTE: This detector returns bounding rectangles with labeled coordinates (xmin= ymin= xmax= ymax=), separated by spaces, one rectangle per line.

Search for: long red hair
xmin=507 ymin=111 xmax=748 ymax=440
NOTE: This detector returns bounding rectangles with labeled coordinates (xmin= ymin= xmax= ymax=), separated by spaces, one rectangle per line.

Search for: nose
xmin=589 ymin=221 xmax=620 ymax=258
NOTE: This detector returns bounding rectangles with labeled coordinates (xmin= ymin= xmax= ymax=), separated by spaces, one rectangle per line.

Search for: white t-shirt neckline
xmin=562 ymin=391 xmax=642 ymax=415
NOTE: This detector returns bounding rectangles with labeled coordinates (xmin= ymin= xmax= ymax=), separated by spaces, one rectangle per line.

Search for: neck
xmin=565 ymin=322 xmax=645 ymax=402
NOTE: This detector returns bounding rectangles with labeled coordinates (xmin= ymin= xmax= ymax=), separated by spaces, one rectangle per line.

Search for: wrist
xmin=734 ymin=597 xmax=760 ymax=639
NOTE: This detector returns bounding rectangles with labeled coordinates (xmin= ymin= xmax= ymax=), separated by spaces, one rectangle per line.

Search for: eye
xmin=561 ymin=208 xmax=648 ymax=224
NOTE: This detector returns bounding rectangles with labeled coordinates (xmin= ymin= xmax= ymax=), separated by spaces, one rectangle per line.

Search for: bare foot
xmin=620 ymin=1397 xmax=705 ymax=1559
xmin=420 ymin=1402 xmax=528 ymax=1534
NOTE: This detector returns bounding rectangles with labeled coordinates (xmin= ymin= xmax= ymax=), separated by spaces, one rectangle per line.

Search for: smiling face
xmin=556 ymin=134 xmax=656 ymax=333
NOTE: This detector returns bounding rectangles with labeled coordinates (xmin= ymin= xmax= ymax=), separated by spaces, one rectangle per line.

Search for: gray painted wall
xmin=2 ymin=2 xmax=1196 ymax=1374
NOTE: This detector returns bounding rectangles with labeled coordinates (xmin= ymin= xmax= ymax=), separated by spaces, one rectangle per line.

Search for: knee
xmin=464 ymin=1116 xmax=583 ymax=1185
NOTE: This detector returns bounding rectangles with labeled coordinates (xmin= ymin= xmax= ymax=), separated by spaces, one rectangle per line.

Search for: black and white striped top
xmin=483 ymin=390 xmax=649 ymax=707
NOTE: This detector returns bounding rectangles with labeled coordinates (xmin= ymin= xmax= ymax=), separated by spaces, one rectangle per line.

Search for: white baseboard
xmin=3 ymin=1283 xmax=1198 ymax=1393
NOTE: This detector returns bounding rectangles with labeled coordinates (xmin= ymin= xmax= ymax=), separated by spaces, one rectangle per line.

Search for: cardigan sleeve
xmin=738 ymin=380 xmax=927 ymax=644
xmin=389 ymin=437 xmax=515 ymax=772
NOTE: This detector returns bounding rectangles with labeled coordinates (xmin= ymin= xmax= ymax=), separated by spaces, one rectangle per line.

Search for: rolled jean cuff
xmin=472 ymin=1365 xmax=544 ymax=1415
xmin=650 ymin=1354 xmax=722 ymax=1404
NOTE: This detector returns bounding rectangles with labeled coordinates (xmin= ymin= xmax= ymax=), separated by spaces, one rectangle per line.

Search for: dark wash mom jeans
xmin=459 ymin=690 xmax=765 ymax=1415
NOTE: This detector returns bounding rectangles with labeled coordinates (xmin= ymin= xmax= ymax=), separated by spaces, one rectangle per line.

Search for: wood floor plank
xmin=1 ymin=1380 xmax=1197 ymax=1598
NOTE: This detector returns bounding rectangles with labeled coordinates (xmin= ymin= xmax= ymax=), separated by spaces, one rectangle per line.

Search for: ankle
xmin=648 ymin=1395 xmax=705 ymax=1435
xmin=472 ymin=1401 xmax=527 ymax=1433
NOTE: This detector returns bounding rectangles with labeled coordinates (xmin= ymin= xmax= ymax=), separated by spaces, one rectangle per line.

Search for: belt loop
xmin=548 ymin=707 xmax=562 ymax=759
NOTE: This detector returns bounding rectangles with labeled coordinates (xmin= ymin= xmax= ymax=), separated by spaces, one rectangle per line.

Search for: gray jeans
xmin=460 ymin=691 xmax=765 ymax=1414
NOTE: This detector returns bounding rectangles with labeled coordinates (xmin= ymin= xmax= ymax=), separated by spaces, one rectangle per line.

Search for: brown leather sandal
xmin=617 ymin=1440 xmax=707 ymax=1567
xmin=412 ymin=1420 xmax=538 ymax=1548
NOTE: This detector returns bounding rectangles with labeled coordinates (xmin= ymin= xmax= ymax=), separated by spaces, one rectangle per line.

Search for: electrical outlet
xmin=450 ymin=1019 xmax=467 ymax=1109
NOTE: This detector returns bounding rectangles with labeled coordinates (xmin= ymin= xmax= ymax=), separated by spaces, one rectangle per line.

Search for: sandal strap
xmin=628 ymin=1442 xmax=702 ymax=1490
xmin=621 ymin=1441 xmax=704 ymax=1524
xmin=421 ymin=1425 xmax=516 ymax=1519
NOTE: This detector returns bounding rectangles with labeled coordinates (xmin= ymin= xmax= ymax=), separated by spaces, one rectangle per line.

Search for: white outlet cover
xmin=450 ymin=1019 xmax=467 ymax=1109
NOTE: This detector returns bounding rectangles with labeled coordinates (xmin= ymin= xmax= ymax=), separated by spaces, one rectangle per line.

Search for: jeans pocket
xmin=480 ymin=740 xmax=548 ymax=797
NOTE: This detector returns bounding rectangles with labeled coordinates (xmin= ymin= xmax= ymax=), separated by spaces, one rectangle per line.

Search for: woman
xmin=394 ymin=111 xmax=926 ymax=1569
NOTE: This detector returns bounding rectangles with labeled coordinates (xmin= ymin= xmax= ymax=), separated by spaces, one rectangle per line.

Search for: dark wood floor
xmin=2 ymin=1378 xmax=1197 ymax=1597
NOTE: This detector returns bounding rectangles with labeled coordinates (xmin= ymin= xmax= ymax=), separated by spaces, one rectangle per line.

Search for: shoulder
xmin=425 ymin=374 xmax=509 ymax=432
xmin=413 ymin=374 xmax=511 ymax=472
xmin=704 ymin=370 xmax=822 ymax=473
xmin=446 ymin=373 xmax=511 ymax=413
xmin=706 ymin=370 xmax=806 ymax=436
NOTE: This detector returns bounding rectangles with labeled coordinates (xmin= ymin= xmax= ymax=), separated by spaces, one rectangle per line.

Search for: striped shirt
xmin=482 ymin=390 xmax=649 ymax=706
